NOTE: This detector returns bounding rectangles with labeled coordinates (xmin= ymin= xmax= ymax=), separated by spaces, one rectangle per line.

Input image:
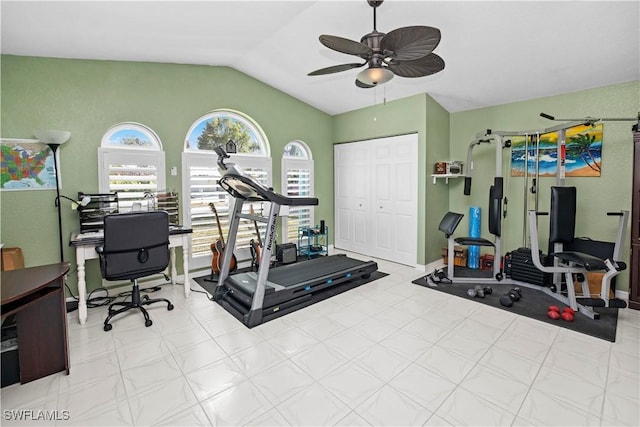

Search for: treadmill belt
xmin=266 ymin=255 xmax=367 ymax=288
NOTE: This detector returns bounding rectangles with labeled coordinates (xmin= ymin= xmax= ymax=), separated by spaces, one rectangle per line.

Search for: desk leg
xmin=76 ymin=249 xmax=88 ymax=325
xmin=169 ymin=247 xmax=177 ymax=285
xmin=183 ymin=235 xmax=190 ymax=298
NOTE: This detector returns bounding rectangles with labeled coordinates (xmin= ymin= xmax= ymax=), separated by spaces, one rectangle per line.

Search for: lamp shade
xmin=356 ymin=67 xmax=394 ymax=86
xmin=34 ymin=129 xmax=71 ymax=146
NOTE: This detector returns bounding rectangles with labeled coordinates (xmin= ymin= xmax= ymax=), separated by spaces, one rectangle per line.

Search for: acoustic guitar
xmin=249 ymin=205 xmax=263 ymax=271
xmin=209 ymin=202 xmax=237 ymax=274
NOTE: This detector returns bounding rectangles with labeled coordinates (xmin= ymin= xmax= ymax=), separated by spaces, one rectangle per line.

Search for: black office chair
xmin=96 ymin=211 xmax=174 ymax=331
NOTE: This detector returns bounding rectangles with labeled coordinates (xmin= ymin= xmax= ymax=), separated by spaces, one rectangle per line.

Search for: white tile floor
xmin=2 ymin=251 xmax=639 ymax=426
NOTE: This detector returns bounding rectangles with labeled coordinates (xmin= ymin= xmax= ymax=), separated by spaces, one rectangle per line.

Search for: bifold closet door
xmin=334 ymin=141 xmax=371 ymax=255
xmin=334 ymin=134 xmax=418 ymax=266
xmin=371 ymin=134 xmax=418 ymax=265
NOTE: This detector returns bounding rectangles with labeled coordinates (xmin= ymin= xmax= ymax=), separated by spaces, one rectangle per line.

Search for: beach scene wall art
xmin=511 ymin=123 xmax=603 ymax=177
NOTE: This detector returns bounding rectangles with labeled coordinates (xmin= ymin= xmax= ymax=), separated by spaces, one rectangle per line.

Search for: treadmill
xmin=212 ymin=148 xmax=378 ymax=327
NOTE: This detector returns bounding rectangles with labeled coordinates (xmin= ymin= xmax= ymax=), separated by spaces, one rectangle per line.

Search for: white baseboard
xmin=416 ymin=259 xmax=446 ymax=274
xmin=615 ymin=289 xmax=629 ymax=302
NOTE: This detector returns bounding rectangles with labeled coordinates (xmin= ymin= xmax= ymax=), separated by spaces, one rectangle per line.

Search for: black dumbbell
xmin=500 ymin=288 xmax=522 ymax=307
xmin=499 ymin=294 xmax=514 ymax=307
xmin=508 ymin=288 xmax=522 ymax=301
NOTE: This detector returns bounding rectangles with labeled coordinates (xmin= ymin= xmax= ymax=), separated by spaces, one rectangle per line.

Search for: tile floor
xmin=1 ymin=251 xmax=639 ymax=426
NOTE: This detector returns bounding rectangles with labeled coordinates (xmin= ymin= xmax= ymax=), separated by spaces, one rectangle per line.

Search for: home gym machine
xmin=431 ymin=113 xmax=634 ymax=319
xmin=434 ymin=131 xmax=507 ymax=284
xmin=211 ymin=147 xmax=378 ymax=327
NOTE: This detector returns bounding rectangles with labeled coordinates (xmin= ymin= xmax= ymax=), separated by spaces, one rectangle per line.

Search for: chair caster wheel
xmin=104 ymin=323 xmax=113 ymax=332
xmin=143 ymin=295 xmax=150 ymax=301
xmin=167 ymin=303 xmax=174 ymax=311
xmin=145 ymin=319 xmax=153 ymax=327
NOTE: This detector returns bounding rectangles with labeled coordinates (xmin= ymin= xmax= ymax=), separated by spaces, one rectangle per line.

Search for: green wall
xmin=1 ymin=55 xmax=333 ymax=294
xmin=449 ymin=81 xmax=640 ymax=292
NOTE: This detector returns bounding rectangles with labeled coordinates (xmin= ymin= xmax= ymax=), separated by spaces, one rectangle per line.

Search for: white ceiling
xmin=2 ymin=0 xmax=639 ymax=115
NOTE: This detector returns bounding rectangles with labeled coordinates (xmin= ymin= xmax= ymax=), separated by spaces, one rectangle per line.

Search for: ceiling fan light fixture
xmin=309 ymin=0 xmax=444 ymax=86
xmin=357 ymin=66 xmax=394 ymax=86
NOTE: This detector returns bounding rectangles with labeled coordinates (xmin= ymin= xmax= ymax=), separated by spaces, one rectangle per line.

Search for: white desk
xmin=69 ymin=227 xmax=192 ymax=325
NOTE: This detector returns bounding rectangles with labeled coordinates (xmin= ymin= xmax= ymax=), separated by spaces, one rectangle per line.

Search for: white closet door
xmin=334 ymin=141 xmax=371 ymax=254
xmin=371 ymin=134 xmax=418 ymax=265
xmin=334 ymin=134 xmax=418 ymax=266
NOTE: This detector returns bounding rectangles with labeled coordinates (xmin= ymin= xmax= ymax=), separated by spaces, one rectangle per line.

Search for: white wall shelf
xmin=431 ymin=174 xmax=463 ymax=184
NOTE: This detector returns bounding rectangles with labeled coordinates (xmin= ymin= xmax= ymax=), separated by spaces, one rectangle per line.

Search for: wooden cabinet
xmin=629 ymin=126 xmax=640 ymax=310
xmin=1 ymin=263 xmax=70 ymax=384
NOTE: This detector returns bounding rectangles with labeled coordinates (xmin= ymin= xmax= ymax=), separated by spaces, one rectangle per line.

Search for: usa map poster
xmin=1 ymin=138 xmax=58 ymax=190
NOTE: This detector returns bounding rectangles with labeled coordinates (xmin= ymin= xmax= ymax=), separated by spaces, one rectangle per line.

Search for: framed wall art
xmin=1 ymin=138 xmax=58 ymax=190
xmin=510 ymin=123 xmax=603 ymax=177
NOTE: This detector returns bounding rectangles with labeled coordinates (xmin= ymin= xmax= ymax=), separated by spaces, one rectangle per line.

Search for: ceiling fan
xmin=308 ymin=0 xmax=445 ymax=88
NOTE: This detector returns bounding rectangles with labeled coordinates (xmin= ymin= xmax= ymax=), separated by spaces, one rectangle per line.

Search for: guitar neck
xmin=209 ymin=203 xmax=226 ymax=246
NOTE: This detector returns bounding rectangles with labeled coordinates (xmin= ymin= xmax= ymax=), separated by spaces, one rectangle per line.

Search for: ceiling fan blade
xmin=308 ymin=62 xmax=367 ymax=76
xmin=355 ymin=79 xmax=376 ymax=89
xmin=319 ymin=35 xmax=373 ymax=58
xmin=387 ymin=53 xmax=445 ymax=78
xmin=380 ymin=26 xmax=441 ymax=61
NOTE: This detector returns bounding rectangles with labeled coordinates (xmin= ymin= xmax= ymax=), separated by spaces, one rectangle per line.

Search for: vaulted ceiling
xmin=2 ymin=1 xmax=638 ymax=115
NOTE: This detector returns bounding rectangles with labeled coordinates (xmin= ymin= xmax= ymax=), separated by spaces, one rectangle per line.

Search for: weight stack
xmin=504 ymin=248 xmax=553 ymax=287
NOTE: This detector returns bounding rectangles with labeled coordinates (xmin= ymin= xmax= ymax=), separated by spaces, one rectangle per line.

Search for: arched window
xmin=282 ymin=140 xmax=314 ymax=243
xmin=184 ymin=110 xmax=269 ymax=156
xmin=182 ymin=110 xmax=271 ymax=270
xmin=98 ymin=122 xmax=166 ymax=213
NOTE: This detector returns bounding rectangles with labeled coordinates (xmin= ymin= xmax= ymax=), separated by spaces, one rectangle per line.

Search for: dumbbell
xmin=499 ymin=288 xmax=522 ymax=307
xmin=466 ymin=285 xmax=493 ymax=298
xmin=547 ymin=305 xmax=575 ymax=321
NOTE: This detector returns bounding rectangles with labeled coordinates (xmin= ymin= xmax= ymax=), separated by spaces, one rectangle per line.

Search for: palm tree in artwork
xmin=567 ymin=132 xmax=601 ymax=172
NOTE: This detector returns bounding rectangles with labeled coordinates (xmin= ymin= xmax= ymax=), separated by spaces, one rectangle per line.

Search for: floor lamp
xmin=34 ymin=129 xmax=71 ymax=263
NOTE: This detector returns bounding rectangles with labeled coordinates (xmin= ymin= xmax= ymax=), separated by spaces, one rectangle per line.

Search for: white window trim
xmin=101 ymin=122 xmax=163 ymax=151
xmin=184 ymin=109 xmax=270 ymax=157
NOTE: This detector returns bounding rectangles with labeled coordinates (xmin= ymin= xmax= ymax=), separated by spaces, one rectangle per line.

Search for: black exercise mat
xmin=412 ymin=275 xmax=619 ymax=342
xmin=193 ymin=258 xmax=388 ymax=309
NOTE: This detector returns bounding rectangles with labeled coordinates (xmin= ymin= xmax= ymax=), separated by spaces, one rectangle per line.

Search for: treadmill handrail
xmin=218 ymin=173 xmax=319 ymax=206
